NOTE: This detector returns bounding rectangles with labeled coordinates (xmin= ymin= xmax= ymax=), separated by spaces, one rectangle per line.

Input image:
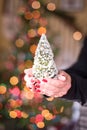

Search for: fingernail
xmin=35 ymin=85 xmax=40 ymax=88
xmin=37 ymin=79 xmax=41 ymax=84
xmin=42 ymin=79 xmax=48 ymax=82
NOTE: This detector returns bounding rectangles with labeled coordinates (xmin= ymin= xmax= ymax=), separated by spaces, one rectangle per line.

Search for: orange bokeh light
xmin=32 ymin=10 xmax=40 ymax=19
xmin=0 ymin=85 xmax=7 ymax=94
xmin=30 ymin=44 xmax=37 ymax=54
xmin=73 ymin=31 xmax=82 ymax=41
xmin=37 ymin=27 xmax=46 ymax=35
xmin=15 ymin=39 xmax=24 ymax=48
xmin=24 ymin=11 xmax=33 ymax=20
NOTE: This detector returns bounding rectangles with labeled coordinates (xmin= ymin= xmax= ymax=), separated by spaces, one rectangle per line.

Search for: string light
xmin=73 ymin=31 xmax=82 ymax=41
xmin=47 ymin=2 xmax=56 ymax=11
xmin=32 ymin=1 xmax=41 ymax=9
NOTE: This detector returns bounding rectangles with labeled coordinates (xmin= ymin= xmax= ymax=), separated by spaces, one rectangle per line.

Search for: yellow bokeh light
xmin=41 ymin=109 xmax=49 ymax=117
xmin=28 ymin=29 xmax=36 ymax=38
xmin=22 ymin=112 xmax=29 ymax=118
xmin=9 ymin=111 xmax=17 ymax=118
xmin=15 ymin=39 xmax=24 ymax=48
xmin=73 ymin=31 xmax=82 ymax=41
xmin=36 ymin=121 xmax=45 ymax=128
xmin=30 ymin=44 xmax=37 ymax=54
xmin=32 ymin=10 xmax=40 ymax=19
xmin=32 ymin=1 xmax=40 ymax=9
xmin=37 ymin=27 xmax=46 ymax=35
xmin=0 ymin=85 xmax=7 ymax=94
xmin=25 ymin=60 xmax=33 ymax=68
xmin=10 ymin=76 xmax=19 ymax=85
xmin=47 ymin=3 xmax=56 ymax=11
xmin=44 ymin=113 xmax=53 ymax=120
xmin=24 ymin=11 xmax=33 ymax=20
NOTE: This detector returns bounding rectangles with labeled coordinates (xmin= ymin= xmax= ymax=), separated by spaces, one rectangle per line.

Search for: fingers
xmin=24 ymin=68 xmax=33 ymax=76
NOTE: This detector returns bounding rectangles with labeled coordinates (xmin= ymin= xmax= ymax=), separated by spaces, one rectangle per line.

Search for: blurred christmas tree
xmin=0 ymin=0 xmax=73 ymax=129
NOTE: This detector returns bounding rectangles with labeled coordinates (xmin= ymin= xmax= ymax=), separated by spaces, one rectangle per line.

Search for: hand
xmin=39 ymin=71 xmax=71 ymax=98
xmin=24 ymin=68 xmax=41 ymax=92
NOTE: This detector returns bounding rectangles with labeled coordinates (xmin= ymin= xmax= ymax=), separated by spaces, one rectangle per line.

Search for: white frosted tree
xmin=33 ymin=34 xmax=58 ymax=78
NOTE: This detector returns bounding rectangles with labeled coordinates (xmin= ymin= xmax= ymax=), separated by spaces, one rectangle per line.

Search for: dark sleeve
xmin=62 ymin=36 xmax=87 ymax=105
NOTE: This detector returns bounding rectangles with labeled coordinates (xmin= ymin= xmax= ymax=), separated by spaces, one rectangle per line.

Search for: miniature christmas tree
xmin=33 ymin=34 xmax=58 ymax=79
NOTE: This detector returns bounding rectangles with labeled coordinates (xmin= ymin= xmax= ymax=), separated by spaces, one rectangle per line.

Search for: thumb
xmin=58 ymin=75 xmax=66 ymax=81
xmin=58 ymin=70 xmax=66 ymax=81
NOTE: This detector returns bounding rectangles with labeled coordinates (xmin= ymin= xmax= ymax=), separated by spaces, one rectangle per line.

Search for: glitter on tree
xmin=33 ymin=34 xmax=58 ymax=79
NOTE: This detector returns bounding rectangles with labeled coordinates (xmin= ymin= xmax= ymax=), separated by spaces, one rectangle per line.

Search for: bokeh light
xmin=9 ymin=111 xmax=17 ymax=118
xmin=24 ymin=11 xmax=33 ymax=20
xmin=9 ymin=76 xmax=19 ymax=85
xmin=36 ymin=121 xmax=45 ymax=128
xmin=30 ymin=44 xmax=37 ymax=54
xmin=15 ymin=39 xmax=24 ymax=48
xmin=39 ymin=17 xmax=48 ymax=26
xmin=73 ymin=31 xmax=82 ymax=41
xmin=22 ymin=112 xmax=29 ymax=118
xmin=35 ymin=114 xmax=44 ymax=123
xmin=15 ymin=109 xmax=22 ymax=118
xmin=0 ymin=85 xmax=7 ymax=94
xmin=37 ymin=27 xmax=46 ymax=35
xmin=32 ymin=10 xmax=40 ymax=19
xmin=24 ymin=60 xmax=33 ymax=68
xmin=28 ymin=29 xmax=36 ymax=38
xmin=47 ymin=2 xmax=56 ymax=11
xmin=32 ymin=1 xmax=41 ymax=9
xmin=41 ymin=109 xmax=49 ymax=117
xmin=44 ymin=113 xmax=53 ymax=120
